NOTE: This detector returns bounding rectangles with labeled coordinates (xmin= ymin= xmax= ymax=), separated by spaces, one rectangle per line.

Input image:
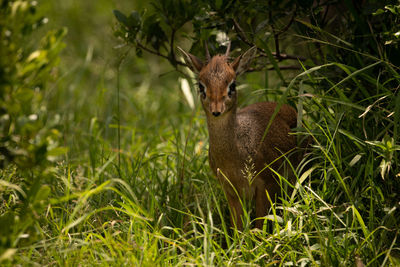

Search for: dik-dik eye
xmin=198 ymin=82 xmax=206 ymax=99
xmin=228 ymin=81 xmax=236 ymax=97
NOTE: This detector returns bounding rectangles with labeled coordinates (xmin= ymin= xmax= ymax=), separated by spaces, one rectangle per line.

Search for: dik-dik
xmin=178 ymin=44 xmax=297 ymax=230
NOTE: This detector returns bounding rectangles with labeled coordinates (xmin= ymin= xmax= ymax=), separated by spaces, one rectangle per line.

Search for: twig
xmin=115 ymin=48 xmax=131 ymax=170
xmin=233 ymin=18 xmax=305 ymax=62
xmin=247 ymin=64 xmax=301 ymax=72
xmin=270 ymin=52 xmax=305 ymax=61
xmin=233 ymin=19 xmax=253 ymax=47
xmin=269 ymin=5 xmax=281 ymax=59
xmin=135 ymin=41 xmax=187 ymax=67
xmin=170 ymin=28 xmax=176 ymax=65
xmin=267 ymin=65 xmax=300 ymax=70
xmin=276 ymin=7 xmax=297 ymax=36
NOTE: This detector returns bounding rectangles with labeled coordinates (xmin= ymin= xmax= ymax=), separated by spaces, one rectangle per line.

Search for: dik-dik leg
xmin=255 ymin=179 xmax=281 ymax=229
xmin=226 ymin=192 xmax=244 ymax=230
xmin=255 ymin=186 xmax=269 ymax=229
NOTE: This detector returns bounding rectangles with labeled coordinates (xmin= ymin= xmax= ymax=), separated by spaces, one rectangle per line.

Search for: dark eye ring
xmin=198 ymin=83 xmax=206 ymax=99
xmin=228 ymin=81 xmax=236 ymax=97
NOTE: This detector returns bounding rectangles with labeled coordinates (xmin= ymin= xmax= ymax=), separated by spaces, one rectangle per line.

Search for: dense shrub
xmin=0 ymin=0 xmax=66 ymax=256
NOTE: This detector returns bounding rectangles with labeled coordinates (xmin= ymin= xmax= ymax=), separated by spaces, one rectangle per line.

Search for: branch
xmin=135 ymin=41 xmax=188 ymax=67
xmin=268 ymin=4 xmax=281 ymax=59
xmin=247 ymin=64 xmax=301 ymax=72
xmin=269 ymin=4 xmax=300 ymax=60
xmin=276 ymin=7 xmax=297 ymax=36
xmin=232 ymin=19 xmax=253 ymax=47
xmin=255 ymin=52 xmax=305 ymax=62
xmin=233 ymin=18 xmax=305 ymax=62
xmin=267 ymin=65 xmax=300 ymax=70
xmin=270 ymin=52 xmax=305 ymax=61
xmin=170 ymin=28 xmax=177 ymax=65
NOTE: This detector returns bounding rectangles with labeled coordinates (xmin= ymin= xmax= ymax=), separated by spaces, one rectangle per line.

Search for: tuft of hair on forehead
xmin=178 ymin=45 xmax=256 ymax=77
xmin=199 ymin=54 xmax=235 ymax=85
xmin=208 ymin=55 xmax=229 ymax=72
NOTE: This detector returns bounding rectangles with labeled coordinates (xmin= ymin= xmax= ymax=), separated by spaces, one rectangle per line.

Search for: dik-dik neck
xmin=205 ymin=109 xmax=238 ymax=154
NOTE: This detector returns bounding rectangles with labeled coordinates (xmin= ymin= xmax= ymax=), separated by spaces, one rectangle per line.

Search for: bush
xmin=0 ymin=0 xmax=66 ymax=258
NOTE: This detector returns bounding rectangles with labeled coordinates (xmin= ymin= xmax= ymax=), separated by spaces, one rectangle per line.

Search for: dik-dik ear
xmin=231 ymin=46 xmax=257 ymax=76
xmin=177 ymin=47 xmax=204 ymax=73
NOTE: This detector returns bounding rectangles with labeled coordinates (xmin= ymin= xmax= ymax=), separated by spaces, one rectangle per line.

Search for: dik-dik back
xmin=178 ymin=44 xmax=298 ymax=230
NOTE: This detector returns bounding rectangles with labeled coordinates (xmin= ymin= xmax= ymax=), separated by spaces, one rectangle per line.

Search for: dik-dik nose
xmin=210 ymin=100 xmax=223 ymax=117
xmin=212 ymin=111 xmax=221 ymax=117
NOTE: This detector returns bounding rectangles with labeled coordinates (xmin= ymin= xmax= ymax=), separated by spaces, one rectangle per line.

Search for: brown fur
xmin=178 ymin=46 xmax=298 ymax=229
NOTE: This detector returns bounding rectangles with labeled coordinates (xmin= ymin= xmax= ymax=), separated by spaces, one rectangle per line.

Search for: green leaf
xmin=372 ymin=8 xmax=385 ymax=15
xmin=128 ymin=11 xmax=141 ymax=29
xmin=47 ymin=146 xmax=68 ymax=161
xmin=113 ymin=10 xmax=128 ymax=27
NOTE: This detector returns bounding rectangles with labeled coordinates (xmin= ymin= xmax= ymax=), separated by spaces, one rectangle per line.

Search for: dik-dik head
xmin=178 ymin=45 xmax=257 ymax=117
